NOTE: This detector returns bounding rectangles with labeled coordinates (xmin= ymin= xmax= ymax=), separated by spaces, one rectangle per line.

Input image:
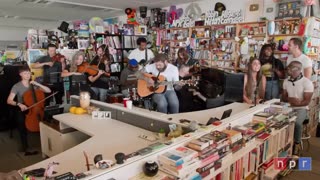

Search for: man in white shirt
xmin=282 ymin=61 xmax=314 ymax=157
xmin=287 ymin=38 xmax=312 ymax=79
xmin=143 ymin=54 xmax=179 ymax=114
xmin=128 ymin=37 xmax=155 ymax=64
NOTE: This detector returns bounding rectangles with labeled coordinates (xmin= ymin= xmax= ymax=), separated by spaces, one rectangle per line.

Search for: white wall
xmin=1 ymin=0 xmax=319 ymax=42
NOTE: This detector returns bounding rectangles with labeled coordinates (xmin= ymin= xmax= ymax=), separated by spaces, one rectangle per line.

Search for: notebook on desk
xmin=206 ymin=109 xmax=233 ymax=125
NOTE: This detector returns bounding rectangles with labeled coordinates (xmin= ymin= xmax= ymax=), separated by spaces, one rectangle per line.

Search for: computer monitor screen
xmin=224 ymin=72 xmax=244 ymax=103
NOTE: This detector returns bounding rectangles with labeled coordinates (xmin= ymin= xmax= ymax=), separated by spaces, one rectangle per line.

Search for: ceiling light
xmin=23 ymin=0 xmax=37 ymax=2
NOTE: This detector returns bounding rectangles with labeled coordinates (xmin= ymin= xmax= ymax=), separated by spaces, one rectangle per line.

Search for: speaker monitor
xmin=139 ymin=6 xmax=147 ymax=18
xmin=58 ymin=21 xmax=69 ymax=33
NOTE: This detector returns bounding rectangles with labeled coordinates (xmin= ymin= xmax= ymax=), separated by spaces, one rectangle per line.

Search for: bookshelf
xmin=94 ymin=33 xmax=147 ymax=75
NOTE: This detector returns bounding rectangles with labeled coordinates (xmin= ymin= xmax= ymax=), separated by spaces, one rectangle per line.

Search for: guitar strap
xmin=145 ymin=48 xmax=148 ymax=64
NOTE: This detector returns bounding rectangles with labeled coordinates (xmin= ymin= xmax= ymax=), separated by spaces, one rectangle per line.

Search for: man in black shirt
xmin=33 ymin=44 xmax=63 ymax=105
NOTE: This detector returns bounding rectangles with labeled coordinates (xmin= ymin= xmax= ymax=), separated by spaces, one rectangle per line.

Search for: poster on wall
xmin=276 ymin=1 xmax=302 ymax=19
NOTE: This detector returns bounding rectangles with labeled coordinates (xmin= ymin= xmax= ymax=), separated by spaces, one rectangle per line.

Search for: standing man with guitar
xmin=7 ymin=66 xmax=51 ymax=155
xmin=128 ymin=37 xmax=154 ymax=66
xmin=140 ymin=54 xmax=180 ymax=114
xmin=32 ymin=44 xmax=63 ymax=105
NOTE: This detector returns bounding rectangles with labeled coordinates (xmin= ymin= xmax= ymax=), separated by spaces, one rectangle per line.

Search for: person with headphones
xmin=128 ymin=37 xmax=155 ymax=65
xmin=282 ymin=61 xmax=314 ymax=157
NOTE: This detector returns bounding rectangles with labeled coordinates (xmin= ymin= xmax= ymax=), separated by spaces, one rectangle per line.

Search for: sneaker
xmin=292 ymin=143 xmax=301 ymax=157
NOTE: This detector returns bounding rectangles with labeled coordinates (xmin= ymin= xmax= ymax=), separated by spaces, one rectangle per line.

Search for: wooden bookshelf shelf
xmin=268 ymin=34 xmax=299 ymax=37
xmin=191 ymin=26 xmax=211 ymax=29
xmin=273 ymin=17 xmax=301 ymax=22
xmin=194 ymin=37 xmax=211 ymax=39
xmin=216 ymin=37 xmax=235 ymax=40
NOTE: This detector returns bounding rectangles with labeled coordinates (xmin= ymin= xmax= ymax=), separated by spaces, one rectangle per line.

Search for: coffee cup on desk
xmin=126 ymin=100 xmax=133 ymax=109
xmin=123 ymin=98 xmax=130 ymax=107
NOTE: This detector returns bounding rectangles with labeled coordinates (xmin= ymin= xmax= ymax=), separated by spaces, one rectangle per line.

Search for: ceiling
xmin=0 ymin=0 xmax=202 ymax=28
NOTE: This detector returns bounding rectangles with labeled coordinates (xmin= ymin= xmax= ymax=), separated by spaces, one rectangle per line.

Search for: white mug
xmin=126 ymin=100 xmax=133 ymax=109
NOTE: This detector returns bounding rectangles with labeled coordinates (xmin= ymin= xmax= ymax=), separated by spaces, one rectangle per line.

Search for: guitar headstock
xmin=180 ymin=77 xmax=199 ymax=87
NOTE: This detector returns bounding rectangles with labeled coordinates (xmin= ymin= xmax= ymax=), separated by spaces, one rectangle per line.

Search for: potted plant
xmin=158 ymin=128 xmax=166 ymax=139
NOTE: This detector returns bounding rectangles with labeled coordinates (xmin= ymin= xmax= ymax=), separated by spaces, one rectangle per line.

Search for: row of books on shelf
xmin=157 ymin=104 xmax=295 ymax=179
xmin=193 ymin=50 xmax=210 ymax=60
xmin=102 ymin=35 xmax=140 ymax=50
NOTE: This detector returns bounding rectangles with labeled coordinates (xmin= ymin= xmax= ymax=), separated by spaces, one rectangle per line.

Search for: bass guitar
xmin=137 ymin=73 xmax=197 ymax=97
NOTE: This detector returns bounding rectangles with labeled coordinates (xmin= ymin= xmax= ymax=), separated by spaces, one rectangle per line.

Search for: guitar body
xmin=138 ymin=73 xmax=166 ymax=97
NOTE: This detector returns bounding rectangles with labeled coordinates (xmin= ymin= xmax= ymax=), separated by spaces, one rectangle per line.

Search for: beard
xmin=157 ymin=64 xmax=167 ymax=72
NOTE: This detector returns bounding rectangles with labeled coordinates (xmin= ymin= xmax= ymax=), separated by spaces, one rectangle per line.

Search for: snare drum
xmin=106 ymin=93 xmax=123 ymax=103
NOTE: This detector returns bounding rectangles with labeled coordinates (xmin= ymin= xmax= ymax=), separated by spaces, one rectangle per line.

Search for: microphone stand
xmin=254 ymin=88 xmax=257 ymax=107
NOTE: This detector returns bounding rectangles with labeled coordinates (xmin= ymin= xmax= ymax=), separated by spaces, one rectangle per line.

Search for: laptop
xmin=206 ymin=109 xmax=233 ymax=125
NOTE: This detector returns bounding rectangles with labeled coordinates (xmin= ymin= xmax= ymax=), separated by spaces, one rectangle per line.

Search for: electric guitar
xmin=137 ymin=73 xmax=197 ymax=97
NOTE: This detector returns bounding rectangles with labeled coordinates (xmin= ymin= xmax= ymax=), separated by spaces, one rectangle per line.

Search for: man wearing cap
xmin=120 ymin=59 xmax=139 ymax=96
xmin=128 ymin=37 xmax=155 ymax=65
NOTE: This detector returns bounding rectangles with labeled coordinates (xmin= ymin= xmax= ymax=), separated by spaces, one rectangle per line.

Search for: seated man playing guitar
xmin=138 ymin=54 xmax=180 ymax=114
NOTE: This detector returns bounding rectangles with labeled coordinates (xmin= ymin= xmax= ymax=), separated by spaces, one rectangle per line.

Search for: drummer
xmin=120 ymin=59 xmax=139 ymax=97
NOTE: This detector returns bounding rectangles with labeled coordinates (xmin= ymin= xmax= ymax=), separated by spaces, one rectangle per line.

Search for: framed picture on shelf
xmin=77 ymin=39 xmax=89 ymax=50
xmin=134 ymin=25 xmax=147 ymax=35
xmin=123 ymin=24 xmax=134 ymax=35
xmin=27 ymin=49 xmax=45 ymax=64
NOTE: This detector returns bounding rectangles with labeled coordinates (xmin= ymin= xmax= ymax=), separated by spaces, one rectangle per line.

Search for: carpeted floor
xmin=0 ymin=129 xmax=319 ymax=180
xmin=0 ymin=129 xmax=43 ymax=172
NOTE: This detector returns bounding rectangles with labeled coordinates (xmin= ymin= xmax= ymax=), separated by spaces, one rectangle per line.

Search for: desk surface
xmin=27 ymin=114 xmax=158 ymax=176
xmin=77 ymin=97 xmax=250 ymax=126
xmin=26 ymin=99 xmax=252 ymax=178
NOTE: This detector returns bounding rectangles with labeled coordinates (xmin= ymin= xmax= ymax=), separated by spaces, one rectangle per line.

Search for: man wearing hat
xmin=120 ymin=59 xmax=139 ymax=96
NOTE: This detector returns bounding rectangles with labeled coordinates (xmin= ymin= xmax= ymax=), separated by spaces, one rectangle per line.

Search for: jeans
xmin=91 ymin=87 xmax=108 ymax=102
xmin=294 ymin=108 xmax=308 ymax=144
xmin=15 ymin=109 xmax=28 ymax=151
xmin=152 ymin=90 xmax=179 ymax=114
xmin=265 ymin=80 xmax=280 ymax=100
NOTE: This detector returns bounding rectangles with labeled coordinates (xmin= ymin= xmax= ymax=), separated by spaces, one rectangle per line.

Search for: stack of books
xmin=158 ymin=146 xmax=200 ymax=179
xmin=187 ymin=131 xmax=229 ymax=178
xmin=252 ymin=111 xmax=274 ymax=124
xmin=222 ymin=129 xmax=243 ymax=153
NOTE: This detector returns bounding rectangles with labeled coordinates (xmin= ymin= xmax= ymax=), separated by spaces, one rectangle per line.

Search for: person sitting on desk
xmin=120 ymin=59 xmax=139 ymax=97
xmin=282 ymin=61 xmax=313 ymax=157
xmin=89 ymin=44 xmax=111 ymax=102
xmin=61 ymin=51 xmax=96 ymax=99
xmin=143 ymin=54 xmax=180 ymax=114
xmin=7 ymin=66 xmax=51 ymax=155
xmin=243 ymin=57 xmax=266 ymax=105
xmin=175 ymin=47 xmax=198 ymax=68
xmin=32 ymin=44 xmax=63 ymax=105
xmin=128 ymin=37 xmax=154 ymax=65
xmin=259 ymin=44 xmax=285 ymax=100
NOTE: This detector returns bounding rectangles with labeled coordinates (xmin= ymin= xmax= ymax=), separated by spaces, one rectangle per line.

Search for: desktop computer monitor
xmin=224 ymin=72 xmax=244 ymax=103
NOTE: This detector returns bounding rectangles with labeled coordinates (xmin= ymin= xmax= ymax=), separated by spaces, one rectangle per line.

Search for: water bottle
xmin=1 ymin=54 xmax=7 ymax=64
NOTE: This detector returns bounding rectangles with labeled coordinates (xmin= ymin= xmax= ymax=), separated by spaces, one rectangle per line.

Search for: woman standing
xmin=259 ymin=44 xmax=285 ymax=100
xmin=61 ymin=51 xmax=96 ymax=99
xmin=88 ymin=44 xmax=111 ymax=102
xmin=243 ymin=57 xmax=266 ymax=105
xmin=175 ymin=48 xmax=198 ymax=68
xmin=7 ymin=66 xmax=51 ymax=155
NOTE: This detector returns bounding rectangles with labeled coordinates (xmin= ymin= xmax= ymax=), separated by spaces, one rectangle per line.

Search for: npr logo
xmin=274 ymin=157 xmax=312 ymax=171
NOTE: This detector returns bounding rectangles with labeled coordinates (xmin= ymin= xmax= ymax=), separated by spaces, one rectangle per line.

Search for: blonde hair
xmin=70 ymin=51 xmax=85 ymax=72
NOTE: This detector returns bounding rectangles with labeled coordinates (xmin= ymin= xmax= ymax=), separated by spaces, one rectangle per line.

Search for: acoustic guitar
xmin=137 ymin=73 xmax=197 ymax=97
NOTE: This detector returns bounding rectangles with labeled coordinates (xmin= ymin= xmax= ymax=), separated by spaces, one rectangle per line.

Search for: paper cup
xmin=126 ymin=100 xmax=133 ymax=109
xmin=123 ymin=98 xmax=130 ymax=107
